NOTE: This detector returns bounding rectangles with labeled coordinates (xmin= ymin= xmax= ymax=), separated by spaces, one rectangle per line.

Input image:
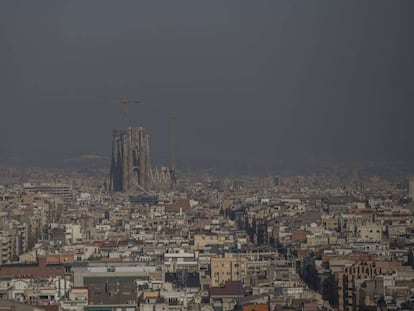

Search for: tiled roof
xmin=210 ymin=281 xmax=243 ymax=297
xmin=165 ymin=199 xmax=191 ymax=213
xmin=46 ymin=253 xmax=74 ymax=264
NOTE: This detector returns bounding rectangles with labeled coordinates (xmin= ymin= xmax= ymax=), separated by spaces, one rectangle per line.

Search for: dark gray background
xmin=1 ymin=1 xmax=413 ymax=171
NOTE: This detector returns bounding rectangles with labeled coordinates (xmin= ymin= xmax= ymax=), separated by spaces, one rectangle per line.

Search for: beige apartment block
xmin=210 ymin=256 xmax=247 ymax=287
xmin=357 ymin=223 xmax=382 ymax=241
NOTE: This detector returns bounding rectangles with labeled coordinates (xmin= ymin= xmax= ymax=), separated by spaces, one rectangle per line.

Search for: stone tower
xmin=110 ymin=127 xmax=151 ymax=192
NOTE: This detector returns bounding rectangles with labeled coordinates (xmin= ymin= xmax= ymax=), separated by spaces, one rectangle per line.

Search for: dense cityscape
xmin=1 ymin=125 xmax=414 ymax=311
xmin=2 ymin=2 xmax=414 ymax=311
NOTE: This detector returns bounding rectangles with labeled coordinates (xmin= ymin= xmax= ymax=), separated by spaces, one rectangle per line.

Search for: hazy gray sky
xmin=1 ymin=1 xmax=413 ymax=170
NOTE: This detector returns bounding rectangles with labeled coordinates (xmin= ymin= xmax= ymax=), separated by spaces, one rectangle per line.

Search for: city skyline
xmin=1 ymin=1 xmax=414 ymax=171
xmin=2 ymin=2 xmax=414 ymax=310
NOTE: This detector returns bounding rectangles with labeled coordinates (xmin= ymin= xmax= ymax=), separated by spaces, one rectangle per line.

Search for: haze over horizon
xmin=1 ymin=1 xmax=414 ymax=172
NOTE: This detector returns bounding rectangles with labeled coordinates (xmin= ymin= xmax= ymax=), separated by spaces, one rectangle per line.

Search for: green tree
xmin=322 ymin=273 xmax=339 ymax=308
xmin=303 ymin=257 xmax=320 ymax=291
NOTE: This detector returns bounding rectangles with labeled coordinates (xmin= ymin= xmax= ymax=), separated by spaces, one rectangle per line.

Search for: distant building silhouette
xmin=109 ymin=127 xmax=173 ymax=193
xmin=110 ymin=127 xmax=151 ymax=192
xmin=409 ymin=178 xmax=414 ymax=200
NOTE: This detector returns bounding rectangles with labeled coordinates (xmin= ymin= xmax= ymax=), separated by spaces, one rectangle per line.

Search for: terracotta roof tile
xmin=165 ymin=199 xmax=191 ymax=213
xmin=210 ymin=281 xmax=243 ymax=297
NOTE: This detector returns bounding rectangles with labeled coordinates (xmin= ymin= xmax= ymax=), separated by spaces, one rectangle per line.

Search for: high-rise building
xmin=110 ymin=127 xmax=152 ymax=192
xmin=409 ymin=178 xmax=414 ymax=200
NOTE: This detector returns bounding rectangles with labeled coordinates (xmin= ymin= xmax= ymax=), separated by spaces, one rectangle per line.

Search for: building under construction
xmin=109 ymin=127 xmax=173 ymax=193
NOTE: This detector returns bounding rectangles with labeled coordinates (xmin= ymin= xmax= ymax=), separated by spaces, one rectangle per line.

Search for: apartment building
xmin=210 ymin=256 xmax=248 ymax=287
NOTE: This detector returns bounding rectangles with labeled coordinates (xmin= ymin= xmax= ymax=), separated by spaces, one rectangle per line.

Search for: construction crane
xmin=171 ymin=112 xmax=176 ymax=171
xmin=95 ymin=97 xmax=142 ymax=124
xmin=170 ymin=112 xmax=177 ymax=189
